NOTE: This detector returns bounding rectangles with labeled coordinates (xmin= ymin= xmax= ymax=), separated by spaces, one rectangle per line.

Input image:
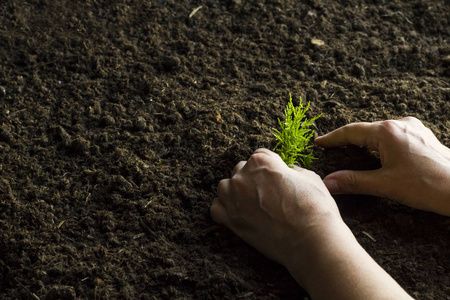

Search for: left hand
xmin=211 ymin=148 xmax=413 ymax=300
xmin=211 ymin=148 xmax=343 ymax=267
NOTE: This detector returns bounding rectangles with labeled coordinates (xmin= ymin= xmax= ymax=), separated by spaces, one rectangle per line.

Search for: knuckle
xmin=210 ymin=199 xmax=231 ymax=225
xmin=379 ymin=119 xmax=397 ymax=130
xmin=340 ymin=123 xmax=354 ymax=135
xmin=247 ymin=152 xmax=272 ymax=167
xmin=344 ymin=173 xmax=359 ymax=193
xmin=232 ymin=161 xmax=246 ymax=176
xmin=216 ymin=179 xmax=241 ymax=216
xmin=402 ymin=116 xmax=428 ymax=132
xmin=313 ymin=172 xmax=322 ymax=181
xmin=378 ymin=117 xmax=428 ymax=141
xmin=302 ymin=168 xmax=321 ymax=180
xmin=217 ymin=179 xmax=228 ymax=197
xmin=401 ymin=116 xmax=421 ymax=124
xmin=210 ymin=201 xmax=221 ymax=221
xmin=377 ymin=120 xmax=401 ymax=138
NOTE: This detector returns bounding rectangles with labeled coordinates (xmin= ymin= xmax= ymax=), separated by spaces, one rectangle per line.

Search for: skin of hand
xmin=211 ymin=148 xmax=412 ymax=300
xmin=211 ymin=148 xmax=341 ymax=267
xmin=315 ymin=117 xmax=450 ymax=216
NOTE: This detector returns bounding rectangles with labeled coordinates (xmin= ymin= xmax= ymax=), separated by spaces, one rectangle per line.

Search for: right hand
xmin=315 ymin=117 xmax=450 ymax=216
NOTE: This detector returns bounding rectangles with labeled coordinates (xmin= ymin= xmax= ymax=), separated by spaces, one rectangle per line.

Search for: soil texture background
xmin=0 ymin=0 xmax=449 ymax=299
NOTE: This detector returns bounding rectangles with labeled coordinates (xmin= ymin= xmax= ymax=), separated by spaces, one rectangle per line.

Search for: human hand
xmin=315 ymin=117 xmax=450 ymax=216
xmin=211 ymin=148 xmax=413 ymax=299
xmin=210 ymin=148 xmax=342 ymax=268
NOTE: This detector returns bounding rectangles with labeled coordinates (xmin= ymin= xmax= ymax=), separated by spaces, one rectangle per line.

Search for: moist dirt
xmin=0 ymin=0 xmax=449 ymax=299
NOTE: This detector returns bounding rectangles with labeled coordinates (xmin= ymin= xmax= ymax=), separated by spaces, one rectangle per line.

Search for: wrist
xmin=285 ymin=214 xmax=353 ymax=288
xmin=285 ymin=215 xmax=412 ymax=300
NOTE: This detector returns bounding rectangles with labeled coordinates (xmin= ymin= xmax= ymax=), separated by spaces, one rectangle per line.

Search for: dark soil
xmin=1 ymin=0 xmax=449 ymax=299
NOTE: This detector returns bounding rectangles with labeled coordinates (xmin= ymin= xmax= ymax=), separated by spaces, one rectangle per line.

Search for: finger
xmin=210 ymin=198 xmax=231 ymax=226
xmin=323 ymin=169 xmax=387 ymax=197
xmin=253 ymin=148 xmax=284 ymax=160
xmin=292 ymin=165 xmax=305 ymax=173
xmin=253 ymin=148 xmax=273 ymax=155
xmin=217 ymin=179 xmax=231 ymax=199
xmin=315 ymin=122 xmax=380 ymax=150
xmin=232 ymin=161 xmax=246 ymax=177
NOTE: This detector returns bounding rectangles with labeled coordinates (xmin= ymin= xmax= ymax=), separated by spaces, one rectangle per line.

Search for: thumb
xmin=323 ymin=169 xmax=385 ymax=196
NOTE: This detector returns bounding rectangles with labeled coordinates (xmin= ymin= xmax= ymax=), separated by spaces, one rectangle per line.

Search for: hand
xmin=211 ymin=148 xmax=412 ymax=299
xmin=211 ymin=148 xmax=341 ymax=267
xmin=315 ymin=117 xmax=450 ymax=216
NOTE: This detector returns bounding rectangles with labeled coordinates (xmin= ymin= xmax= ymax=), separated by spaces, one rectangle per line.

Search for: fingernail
xmin=323 ymin=179 xmax=339 ymax=194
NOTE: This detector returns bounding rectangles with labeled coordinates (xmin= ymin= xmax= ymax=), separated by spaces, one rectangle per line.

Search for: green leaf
xmin=273 ymin=94 xmax=321 ymax=168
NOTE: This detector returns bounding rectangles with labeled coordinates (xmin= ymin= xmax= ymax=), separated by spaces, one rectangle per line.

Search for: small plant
xmin=273 ymin=94 xmax=321 ymax=168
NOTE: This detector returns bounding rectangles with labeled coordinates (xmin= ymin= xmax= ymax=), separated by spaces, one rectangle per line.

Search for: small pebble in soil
xmin=324 ymin=100 xmax=342 ymax=108
xmin=101 ymin=114 xmax=116 ymax=126
xmin=0 ymin=126 xmax=14 ymax=144
xmin=0 ymin=86 xmax=5 ymax=98
xmin=352 ymin=64 xmax=365 ymax=78
xmin=251 ymin=84 xmax=270 ymax=95
xmin=70 ymin=137 xmax=90 ymax=154
xmin=56 ymin=126 xmax=71 ymax=146
xmin=161 ymin=56 xmax=180 ymax=72
xmin=45 ymin=285 xmax=76 ymax=300
xmin=231 ymin=0 xmax=242 ymax=7
xmin=398 ymin=103 xmax=408 ymax=111
xmin=112 ymin=175 xmax=133 ymax=194
xmin=135 ymin=116 xmax=147 ymax=131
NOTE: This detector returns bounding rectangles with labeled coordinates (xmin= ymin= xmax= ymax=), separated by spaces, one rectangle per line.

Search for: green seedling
xmin=273 ymin=94 xmax=321 ymax=168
